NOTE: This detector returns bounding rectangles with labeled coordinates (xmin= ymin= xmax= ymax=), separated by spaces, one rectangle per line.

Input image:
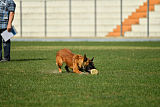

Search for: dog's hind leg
xmin=56 ymin=56 xmax=63 ymax=73
xmin=65 ymin=65 xmax=70 ymax=73
xmin=58 ymin=66 xmax=62 ymax=73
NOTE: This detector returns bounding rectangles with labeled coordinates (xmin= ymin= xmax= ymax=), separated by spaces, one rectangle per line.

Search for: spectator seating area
xmin=13 ymin=0 xmax=160 ymax=37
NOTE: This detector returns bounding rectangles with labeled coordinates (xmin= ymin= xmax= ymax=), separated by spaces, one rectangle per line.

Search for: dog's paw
xmin=79 ymin=72 xmax=89 ymax=75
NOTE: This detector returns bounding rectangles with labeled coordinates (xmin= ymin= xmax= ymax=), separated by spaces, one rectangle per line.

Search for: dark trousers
xmin=0 ymin=29 xmax=11 ymax=61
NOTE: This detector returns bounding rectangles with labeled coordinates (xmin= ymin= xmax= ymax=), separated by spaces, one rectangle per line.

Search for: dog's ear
xmin=91 ymin=57 xmax=94 ymax=61
xmin=84 ymin=54 xmax=87 ymax=62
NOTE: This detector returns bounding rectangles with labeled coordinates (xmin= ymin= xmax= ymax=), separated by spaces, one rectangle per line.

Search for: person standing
xmin=0 ymin=0 xmax=16 ymax=62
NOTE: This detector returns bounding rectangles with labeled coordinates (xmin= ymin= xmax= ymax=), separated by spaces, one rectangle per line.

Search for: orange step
xmin=128 ymin=12 xmax=147 ymax=19
xmin=123 ymin=19 xmax=139 ymax=25
xmin=106 ymin=0 xmax=160 ymax=37
xmin=107 ymin=32 xmax=122 ymax=37
xmin=136 ymin=5 xmax=154 ymax=12
xmin=113 ymin=25 xmax=131 ymax=32
xmin=144 ymin=0 xmax=160 ymax=5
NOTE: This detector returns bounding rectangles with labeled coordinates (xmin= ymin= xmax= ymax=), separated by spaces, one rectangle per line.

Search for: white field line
xmin=12 ymin=46 xmax=160 ymax=51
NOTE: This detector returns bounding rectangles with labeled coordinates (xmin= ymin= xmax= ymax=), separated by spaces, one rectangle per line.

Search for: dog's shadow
xmin=11 ymin=58 xmax=47 ymax=62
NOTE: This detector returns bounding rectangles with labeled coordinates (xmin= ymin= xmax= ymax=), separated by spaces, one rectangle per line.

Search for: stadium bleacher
xmin=107 ymin=0 xmax=160 ymax=37
xmin=13 ymin=0 xmax=160 ymax=37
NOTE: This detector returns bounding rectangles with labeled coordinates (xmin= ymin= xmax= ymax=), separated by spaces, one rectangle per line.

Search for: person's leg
xmin=3 ymin=39 xmax=10 ymax=61
xmin=0 ymin=33 xmax=2 ymax=61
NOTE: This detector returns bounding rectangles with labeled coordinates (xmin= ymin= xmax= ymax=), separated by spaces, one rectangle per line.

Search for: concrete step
xmin=149 ymin=12 xmax=160 ymax=18
xmin=21 ymin=2 xmax=44 ymax=7
xmin=149 ymin=33 xmax=160 ymax=37
xmin=13 ymin=23 xmax=117 ymax=33
xmin=14 ymin=0 xmax=147 ymax=8
xmin=17 ymin=26 xmax=69 ymax=32
xmin=17 ymin=32 xmax=45 ymax=37
xmin=139 ymin=18 xmax=160 ymax=24
xmin=155 ymin=5 xmax=160 ymax=11
xmin=15 ymin=18 xmax=106 ymax=24
xmin=97 ymin=32 xmax=110 ymax=37
xmin=97 ymin=0 xmax=145 ymax=6
xmin=71 ymin=32 xmax=95 ymax=37
xmin=16 ymin=26 xmax=111 ymax=33
xmin=14 ymin=5 xmax=143 ymax=13
xmin=97 ymin=6 xmax=138 ymax=13
xmin=97 ymin=25 xmax=117 ymax=31
xmin=12 ymin=19 xmax=76 ymax=25
xmin=16 ymin=31 xmax=111 ymax=37
xmin=97 ymin=19 xmax=120 ymax=25
xmin=132 ymin=25 xmax=160 ymax=32
xmin=47 ymin=33 xmax=70 ymax=37
xmin=125 ymin=32 xmax=160 ymax=37
xmin=13 ymin=19 xmax=45 ymax=25
xmin=47 ymin=1 xmax=71 ymax=7
xmin=125 ymin=32 xmax=147 ymax=37
xmin=17 ymin=7 xmax=44 ymax=13
xmin=123 ymin=0 xmax=146 ymax=5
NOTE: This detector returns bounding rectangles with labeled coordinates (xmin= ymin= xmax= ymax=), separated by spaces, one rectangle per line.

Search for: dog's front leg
xmin=73 ymin=56 xmax=82 ymax=74
xmin=73 ymin=63 xmax=81 ymax=74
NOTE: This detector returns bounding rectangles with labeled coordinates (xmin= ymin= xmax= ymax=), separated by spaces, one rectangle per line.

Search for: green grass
xmin=0 ymin=41 xmax=160 ymax=107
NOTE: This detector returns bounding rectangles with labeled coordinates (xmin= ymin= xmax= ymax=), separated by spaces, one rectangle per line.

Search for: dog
xmin=56 ymin=48 xmax=96 ymax=74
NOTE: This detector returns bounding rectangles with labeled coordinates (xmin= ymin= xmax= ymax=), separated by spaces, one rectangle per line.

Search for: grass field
xmin=0 ymin=41 xmax=160 ymax=106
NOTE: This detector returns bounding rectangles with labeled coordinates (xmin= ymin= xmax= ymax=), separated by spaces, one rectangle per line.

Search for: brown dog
xmin=56 ymin=48 xmax=94 ymax=74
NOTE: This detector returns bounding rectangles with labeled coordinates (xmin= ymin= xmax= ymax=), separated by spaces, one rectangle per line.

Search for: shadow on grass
xmin=11 ymin=58 xmax=47 ymax=62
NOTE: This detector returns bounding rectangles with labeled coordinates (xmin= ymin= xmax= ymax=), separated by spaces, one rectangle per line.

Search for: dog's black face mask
xmin=84 ymin=57 xmax=96 ymax=72
xmin=79 ymin=54 xmax=96 ymax=72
